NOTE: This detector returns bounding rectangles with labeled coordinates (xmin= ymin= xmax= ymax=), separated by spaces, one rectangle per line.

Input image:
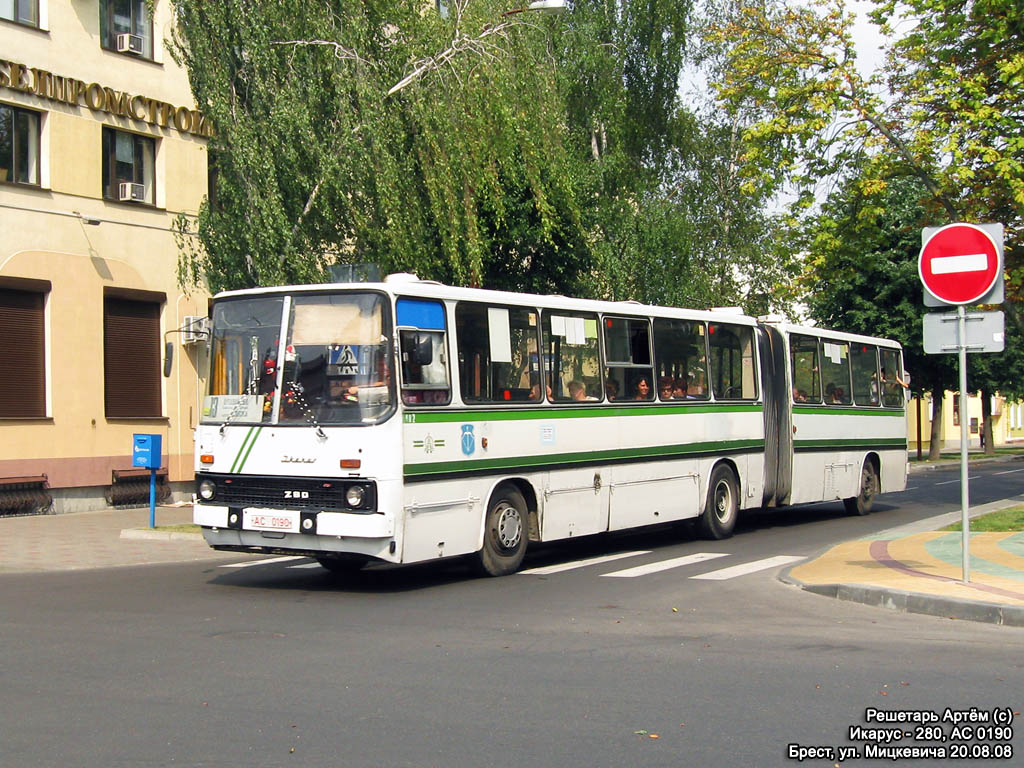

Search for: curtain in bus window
xmin=456 ymin=303 xmax=540 ymax=402
xmin=653 ymin=318 xmax=709 ymax=400
xmin=820 ymin=340 xmax=852 ymax=404
xmin=880 ymin=348 xmax=904 ymax=407
xmin=789 ymin=334 xmax=821 ymax=403
xmin=850 ymin=344 xmax=879 ymax=406
xmin=603 ymin=317 xmax=654 ymax=401
xmin=709 ymin=324 xmax=757 ymax=400
xmin=543 ymin=311 xmax=601 ymax=401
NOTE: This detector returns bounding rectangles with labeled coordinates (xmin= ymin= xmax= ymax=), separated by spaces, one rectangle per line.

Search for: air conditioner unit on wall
xmin=182 ymin=316 xmax=210 ymax=345
xmin=118 ymin=182 xmax=146 ymax=202
xmin=116 ymin=33 xmax=144 ymax=55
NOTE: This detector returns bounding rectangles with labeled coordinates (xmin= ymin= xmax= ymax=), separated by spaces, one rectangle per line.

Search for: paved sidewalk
xmin=784 ymin=496 xmax=1024 ymax=627
xmin=0 ymin=503 xmax=231 ymax=573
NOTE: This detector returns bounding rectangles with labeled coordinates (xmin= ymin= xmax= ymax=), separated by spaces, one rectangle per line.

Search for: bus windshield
xmin=202 ymin=292 xmax=394 ymax=426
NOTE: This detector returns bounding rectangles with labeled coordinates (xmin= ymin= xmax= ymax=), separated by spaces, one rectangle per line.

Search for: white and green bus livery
xmin=193 ymin=276 xmax=907 ymax=575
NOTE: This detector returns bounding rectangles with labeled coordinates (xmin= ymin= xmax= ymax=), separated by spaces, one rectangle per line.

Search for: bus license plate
xmin=243 ymin=508 xmax=299 ymax=533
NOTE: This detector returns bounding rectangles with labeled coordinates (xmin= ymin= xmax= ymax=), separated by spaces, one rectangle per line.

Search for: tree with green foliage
xmin=170 ymin=0 xmax=792 ymax=315
xmin=172 ymin=0 xmax=585 ymax=293
xmin=706 ymin=0 xmax=1023 ymax=324
xmin=805 ymin=174 xmax=955 ymax=458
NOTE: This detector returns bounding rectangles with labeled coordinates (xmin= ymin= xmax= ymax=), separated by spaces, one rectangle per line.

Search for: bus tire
xmin=476 ymin=486 xmax=528 ymax=576
xmin=844 ymin=460 xmax=878 ymax=516
xmin=698 ymin=464 xmax=738 ymax=540
xmin=316 ymin=554 xmax=369 ymax=574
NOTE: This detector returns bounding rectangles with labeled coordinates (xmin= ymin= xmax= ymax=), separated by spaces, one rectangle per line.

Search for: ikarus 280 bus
xmin=192 ymin=275 xmax=907 ymax=575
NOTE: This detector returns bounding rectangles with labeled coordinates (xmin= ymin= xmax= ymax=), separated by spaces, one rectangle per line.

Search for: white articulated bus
xmin=192 ymin=276 xmax=907 ymax=575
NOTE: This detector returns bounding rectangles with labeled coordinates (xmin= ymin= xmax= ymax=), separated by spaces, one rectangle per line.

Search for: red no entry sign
xmin=918 ymin=223 xmax=1001 ymax=305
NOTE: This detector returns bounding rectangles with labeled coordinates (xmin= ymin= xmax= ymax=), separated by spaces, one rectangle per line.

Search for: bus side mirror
xmin=163 ymin=342 xmax=173 ymax=377
xmin=409 ymin=333 xmax=433 ymax=366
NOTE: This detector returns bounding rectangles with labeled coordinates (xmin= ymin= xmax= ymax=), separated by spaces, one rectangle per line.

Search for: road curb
xmin=779 ymin=567 xmax=1024 ymax=628
xmin=908 ymin=453 xmax=1024 ymax=474
xmin=119 ymin=529 xmax=204 ymax=542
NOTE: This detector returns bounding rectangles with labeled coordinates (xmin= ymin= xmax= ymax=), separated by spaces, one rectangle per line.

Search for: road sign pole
xmin=958 ymin=305 xmax=970 ymax=583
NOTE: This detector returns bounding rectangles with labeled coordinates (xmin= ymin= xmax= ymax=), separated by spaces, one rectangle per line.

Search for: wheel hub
xmin=495 ymin=503 xmax=522 ymax=549
xmin=714 ymin=482 xmax=732 ymax=522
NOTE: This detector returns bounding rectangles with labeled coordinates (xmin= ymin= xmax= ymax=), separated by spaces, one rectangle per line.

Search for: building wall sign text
xmin=0 ymin=57 xmax=214 ymax=138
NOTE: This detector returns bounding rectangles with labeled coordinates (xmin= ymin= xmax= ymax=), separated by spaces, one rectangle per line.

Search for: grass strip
xmin=943 ymin=505 xmax=1024 ymax=532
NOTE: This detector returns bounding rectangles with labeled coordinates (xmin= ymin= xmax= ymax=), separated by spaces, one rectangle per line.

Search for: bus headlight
xmin=198 ymin=479 xmax=217 ymax=501
xmin=345 ymin=485 xmax=366 ymax=508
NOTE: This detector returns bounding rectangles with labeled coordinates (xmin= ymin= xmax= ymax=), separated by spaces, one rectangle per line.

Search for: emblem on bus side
xmin=461 ymin=425 xmax=475 ymax=456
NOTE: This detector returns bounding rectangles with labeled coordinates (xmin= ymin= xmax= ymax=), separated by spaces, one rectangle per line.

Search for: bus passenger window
xmin=603 ymin=317 xmax=654 ymax=401
xmin=710 ymin=324 xmax=757 ymax=400
xmin=880 ymin=348 xmax=906 ymax=407
xmin=789 ymin=334 xmax=820 ymax=403
xmin=850 ymin=344 xmax=879 ymax=406
xmin=456 ymin=303 xmax=540 ymax=403
xmin=543 ymin=312 xmax=601 ymax=402
xmin=653 ymin=318 xmax=709 ymax=400
xmin=820 ymin=340 xmax=851 ymax=405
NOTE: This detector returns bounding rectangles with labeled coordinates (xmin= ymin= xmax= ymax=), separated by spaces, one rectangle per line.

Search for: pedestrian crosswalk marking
xmin=219 ymin=551 xmax=806 ymax=581
xmin=602 ymin=552 xmax=729 ymax=578
xmin=689 ymin=555 xmax=804 ymax=581
xmin=519 ymin=551 xmax=651 ymax=575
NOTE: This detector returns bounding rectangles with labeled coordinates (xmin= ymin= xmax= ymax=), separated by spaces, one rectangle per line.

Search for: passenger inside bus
xmin=568 ymin=380 xmax=597 ymax=401
xmin=633 ymin=377 xmax=652 ymax=400
xmin=658 ymin=377 xmax=674 ymax=400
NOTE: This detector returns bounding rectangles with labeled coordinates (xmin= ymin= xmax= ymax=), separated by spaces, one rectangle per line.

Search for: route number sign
xmin=918 ymin=223 xmax=1002 ymax=306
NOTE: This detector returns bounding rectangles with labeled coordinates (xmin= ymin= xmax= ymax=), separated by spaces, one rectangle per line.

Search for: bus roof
xmin=211 ymin=278 xmax=763 ymax=326
xmin=763 ymin=320 xmax=903 ymax=350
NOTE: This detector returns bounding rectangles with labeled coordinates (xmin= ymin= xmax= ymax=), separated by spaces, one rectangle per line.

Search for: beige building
xmin=1 ymin=0 xmax=209 ymax=512
xmin=908 ymin=392 xmax=1021 ymax=453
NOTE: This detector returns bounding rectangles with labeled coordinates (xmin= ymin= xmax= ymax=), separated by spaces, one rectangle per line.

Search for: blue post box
xmin=132 ymin=434 xmax=162 ymax=529
xmin=132 ymin=434 xmax=162 ymax=470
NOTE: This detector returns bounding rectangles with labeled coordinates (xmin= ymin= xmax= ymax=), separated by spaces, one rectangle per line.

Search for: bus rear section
xmin=760 ymin=321 xmax=908 ymax=514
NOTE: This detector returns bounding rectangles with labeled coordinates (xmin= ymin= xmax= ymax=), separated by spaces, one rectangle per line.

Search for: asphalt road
xmin=2 ymin=462 xmax=1022 ymax=768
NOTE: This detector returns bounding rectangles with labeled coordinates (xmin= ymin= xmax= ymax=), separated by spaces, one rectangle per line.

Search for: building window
xmin=0 ymin=104 xmax=40 ymax=186
xmin=102 ymin=127 xmax=155 ymax=204
xmin=0 ymin=0 xmax=38 ymax=27
xmin=99 ymin=0 xmax=153 ymax=58
xmin=0 ymin=285 xmax=47 ymax=417
xmin=104 ymin=295 xmax=162 ymax=417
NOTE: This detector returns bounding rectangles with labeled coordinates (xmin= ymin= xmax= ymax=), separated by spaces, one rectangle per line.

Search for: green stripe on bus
xmin=405 ymin=403 xmax=763 ymax=424
xmin=404 ymin=438 xmax=765 ymax=477
xmin=232 ymin=426 xmax=263 ymax=473
xmin=792 ymin=406 xmax=906 ymax=417
xmin=793 ymin=438 xmax=907 ymax=450
xmin=229 ymin=427 xmax=256 ymax=473
xmin=237 ymin=426 xmax=264 ymax=472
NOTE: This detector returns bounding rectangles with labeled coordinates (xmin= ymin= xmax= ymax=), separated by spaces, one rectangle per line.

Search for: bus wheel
xmin=844 ymin=461 xmax=878 ymax=516
xmin=476 ymin=486 xmax=528 ymax=576
xmin=699 ymin=465 xmax=738 ymax=540
xmin=316 ymin=555 xmax=369 ymax=574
